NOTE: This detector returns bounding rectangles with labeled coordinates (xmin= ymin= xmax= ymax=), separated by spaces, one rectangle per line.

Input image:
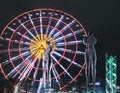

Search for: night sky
xmin=0 ymin=0 xmax=120 ymax=85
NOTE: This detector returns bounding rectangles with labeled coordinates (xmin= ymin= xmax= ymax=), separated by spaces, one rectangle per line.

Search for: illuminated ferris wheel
xmin=0 ymin=8 xmax=87 ymax=91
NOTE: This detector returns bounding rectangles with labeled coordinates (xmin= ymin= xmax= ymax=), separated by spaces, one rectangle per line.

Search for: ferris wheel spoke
xmin=39 ymin=10 xmax=43 ymax=36
xmin=54 ymin=29 xmax=83 ymax=42
xmin=31 ymin=58 xmax=41 ymax=86
xmin=51 ymin=61 xmax=60 ymax=79
xmin=19 ymin=58 xmax=37 ymax=81
xmin=0 ymin=47 xmax=29 ymax=53
xmin=45 ymin=13 xmax=53 ymax=36
xmin=33 ymin=59 xmax=41 ymax=79
xmin=7 ymin=26 xmax=31 ymax=41
xmin=7 ymin=62 xmax=26 ymax=78
xmin=56 ymin=40 xmax=83 ymax=46
xmin=1 ymin=51 xmax=30 ymax=66
xmin=56 ymin=48 xmax=85 ymax=55
xmin=7 ymin=53 xmax=33 ymax=77
xmin=28 ymin=14 xmax=39 ymax=37
xmin=0 ymin=37 xmax=30 ymax=45
xmin=10 ymin=51 xmax=30 ymax=61
xmin=55 ymin=30 xmax=82 ymax=42
xmin=53 ymin=19 xmax=76 ymax=39
xmin=49 ymin=15 xmax=64 ymax=36
xmin=7 ymin=58 xmax=27 ymax=78
xmin=52 ymin=67 xmax=61 ymax=87
xmin=38 ymin=78 xmax=43 ymax=92
xmin=17 ymin=54 xmax=34 ymax=79
xmin=51 ymin=55 xmax=73 ymax=79
xmin=26 ymin=65 xmax=34 ymax=78
xmin=51 ymin=63 xmax=61 ymax=88
xmin=54 ymin=51 xmax=82 ymax=68
xmin=11 ymin=51 xmax=31 ymax=61
xmin=18 ymin=20 xmax=39 ymax=42
xmin=13 ymin=63 xmax=28 ymax=78
xmin=19 ymin=61 xmax=31 ymax=81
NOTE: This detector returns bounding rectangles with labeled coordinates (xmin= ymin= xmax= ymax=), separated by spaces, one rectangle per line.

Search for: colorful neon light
xmin=106 ymin=55 xmax=117 ymax=93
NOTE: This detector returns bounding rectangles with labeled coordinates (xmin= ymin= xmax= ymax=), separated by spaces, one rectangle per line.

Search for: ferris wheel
xmin=0 ymin=8 xmax=87 ymax=91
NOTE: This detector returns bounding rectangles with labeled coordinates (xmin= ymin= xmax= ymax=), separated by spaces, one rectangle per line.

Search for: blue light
xmin=95 ymin=82 xmax=101 ymax=86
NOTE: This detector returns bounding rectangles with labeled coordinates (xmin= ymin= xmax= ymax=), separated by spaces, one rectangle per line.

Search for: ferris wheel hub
xmin=30 ymin=34 xmax=55 ymax=59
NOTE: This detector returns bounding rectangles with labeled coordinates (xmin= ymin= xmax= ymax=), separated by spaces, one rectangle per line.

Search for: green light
xmin=106 ymin=55 xmax=117 ymax=93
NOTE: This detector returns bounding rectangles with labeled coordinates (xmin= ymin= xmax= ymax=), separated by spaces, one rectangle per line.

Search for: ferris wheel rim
xmin=0 ymin=8 xmax=87 ymax=90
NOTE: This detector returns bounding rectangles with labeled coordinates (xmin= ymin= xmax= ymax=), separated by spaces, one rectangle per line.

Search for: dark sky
xmin=0 ymin=0 xmax=120 ymax=85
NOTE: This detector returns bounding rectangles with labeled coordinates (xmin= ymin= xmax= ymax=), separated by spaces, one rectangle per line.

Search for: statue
xmin=83 ymin=33 xmax=97 ymax=88
xmin=44 ymin=41 xmax=53 ymax=88
xmin=37 ymin=41 xmax=54 ymax=93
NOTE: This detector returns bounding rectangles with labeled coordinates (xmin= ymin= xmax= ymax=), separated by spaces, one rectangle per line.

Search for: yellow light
xmin=30 ymin=34 xmax=55 ymax=59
